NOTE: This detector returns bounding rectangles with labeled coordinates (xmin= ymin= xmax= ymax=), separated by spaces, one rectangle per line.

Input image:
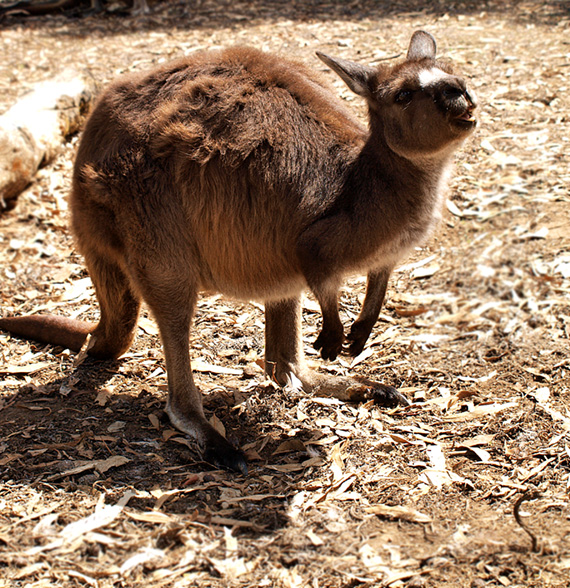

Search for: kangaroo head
xmin=317 ymin=31 xmax=477 ymax=160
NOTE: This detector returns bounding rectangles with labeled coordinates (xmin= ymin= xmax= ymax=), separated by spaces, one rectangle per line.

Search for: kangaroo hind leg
xmin=84 ymin=253 xmax=142 ymax=360
xmin=135 ymin=268 xmax=247 ymax=474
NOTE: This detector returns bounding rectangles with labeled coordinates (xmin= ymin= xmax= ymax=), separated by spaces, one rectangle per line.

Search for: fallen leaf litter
xmin=1 ymin=1 xmax=570 ymax=587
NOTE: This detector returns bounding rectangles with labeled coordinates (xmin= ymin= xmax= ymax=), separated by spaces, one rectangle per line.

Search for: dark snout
xmin=439 ymin=78 xmax=477 ymax=129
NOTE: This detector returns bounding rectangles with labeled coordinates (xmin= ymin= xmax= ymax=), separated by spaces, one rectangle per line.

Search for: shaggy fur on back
xmin=75 ymin=47 xmax=370 ymax=301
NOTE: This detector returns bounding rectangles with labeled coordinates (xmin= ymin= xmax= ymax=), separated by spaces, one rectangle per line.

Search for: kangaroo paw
xmin=314 ymin=326 xmax=344 ymax=361
xmin=345 ymin=319 xmax=374 ymax=357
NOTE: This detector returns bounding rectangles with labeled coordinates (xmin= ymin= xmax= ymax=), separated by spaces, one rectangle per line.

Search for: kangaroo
xmin=0 ymin=31 xmax=477 ymax=474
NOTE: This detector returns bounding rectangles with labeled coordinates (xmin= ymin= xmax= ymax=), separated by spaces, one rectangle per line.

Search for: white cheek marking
xmin=418 ymin=68 xmax=449 ymax=89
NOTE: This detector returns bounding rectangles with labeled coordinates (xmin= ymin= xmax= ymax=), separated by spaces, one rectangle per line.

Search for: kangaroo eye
xmin=395 ymin=89 xmax=413 ymax=104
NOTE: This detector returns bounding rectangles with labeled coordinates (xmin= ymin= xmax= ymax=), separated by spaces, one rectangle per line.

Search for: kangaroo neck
xmin=338 ymin=138 xmax=450 ymax=223
xmin=359 ymin=128 xmax=452 ymax=198
xmin=330 ymin=132 xmax=453 ymax=269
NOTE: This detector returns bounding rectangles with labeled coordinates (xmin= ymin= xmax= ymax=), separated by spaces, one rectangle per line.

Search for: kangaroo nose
xmin=442 ymin=84 xmax=465 ymax=100
xmin=465 ymin=89 xmax=477 ymax=108
xmin=441 ymin=79 xmax=477 ymax=108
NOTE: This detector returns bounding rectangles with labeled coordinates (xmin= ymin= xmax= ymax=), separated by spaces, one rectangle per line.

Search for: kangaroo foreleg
xmin=313 ymin=288 xmax=344 ymax=361
xmin=296 ymin=216 xmax=348 ymax=361
xmin=347 ymin=267 xmax=391 ymax=356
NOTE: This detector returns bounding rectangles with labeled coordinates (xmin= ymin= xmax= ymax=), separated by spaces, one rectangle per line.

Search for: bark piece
xmin=0 ymin=73 xmax=95 ymax=212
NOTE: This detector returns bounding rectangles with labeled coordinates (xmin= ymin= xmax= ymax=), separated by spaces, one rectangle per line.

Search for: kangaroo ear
xmin=406 ymin=30 xmax=437 ymax=61
xmin=316 ymin=52 xmax=375 ymax=98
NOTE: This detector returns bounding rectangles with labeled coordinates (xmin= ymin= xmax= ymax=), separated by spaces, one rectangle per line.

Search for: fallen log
xmin=0 ymin=72 xmax=96 ymax=212
xmin=0 ymin=0 xmax=150 ymax=17
xmin=0 ymin=0 xmax=85 ymax=17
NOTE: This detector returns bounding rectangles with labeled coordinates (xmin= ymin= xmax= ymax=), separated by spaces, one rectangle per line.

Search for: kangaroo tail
xmin=0 ymin=315 xmax=96 ymax=352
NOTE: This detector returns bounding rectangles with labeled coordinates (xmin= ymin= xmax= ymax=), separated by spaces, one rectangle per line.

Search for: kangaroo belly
xmin=191 ymin=214 xmax=308 ymax=301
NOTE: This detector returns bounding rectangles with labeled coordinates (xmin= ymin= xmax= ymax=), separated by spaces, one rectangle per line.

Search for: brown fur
xmin=0 ymin=32 xmax=477 ymax=473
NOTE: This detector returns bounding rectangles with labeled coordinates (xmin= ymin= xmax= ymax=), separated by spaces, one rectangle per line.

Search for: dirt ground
xmin=1 ymin=1 xmax=569 ymax=586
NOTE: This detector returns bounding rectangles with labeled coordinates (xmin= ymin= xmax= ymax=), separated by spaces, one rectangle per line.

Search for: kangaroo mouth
xmin=452 ymin=107 xmax=477 ymax=129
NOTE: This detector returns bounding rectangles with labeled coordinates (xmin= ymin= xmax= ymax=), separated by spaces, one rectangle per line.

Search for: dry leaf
xmin=306 ymin=529 xmax=324 ymax=546
xmin=396 ymin=254 xmax=437 ymax=273
xmin=95 ymin=388 xmax=111 ymax=406
xmin=411 ymin=263 xmax=440 ymax=279
xmin=13 ymin=563 xmax=48 ymax=580
xmin=148 ymin=413 xmax=160 ymax=429
xmin=443 ymin=402 xmax=518 ymax=422
xmin=197 ymin=515 xmax=263 ymax=529
xmin=457 ymin=446 xmax=491 ymax=462
xmin=389 ymin=434 xmax=424 ymax=446
xmin=446 ymin=199 xmax=465 ymax=216
xmin=209 ymin=413 xmax=226 ymax=437
xmin=459 ymin=434 xmax=495 ymax=447
xmin=162 ymin=429 xmax=178 ymax=441
xmin=59 ymin=277 xmax=93 ymax=302
xmin=125 ymin=511 xmax=173 ymax=524
xmin=107 ymin=421 xmax=126 ymax=433
xmin=121 ymin=548 xmax=165 ymax=575
xmin=138 ymin=316 xmax=159 ymax=335
xmin=96 ymin=456 xmax=130 ymax=473
xmin=273 ymin=438 xmax=307 ymax=455
xmin=0 ymin=362 xmax=51 ymax=375
xmin=266 ymin=463 xmax=306 ymax=473
xmin=330 ymin=441 xmax=346 ymax=481
xmin=349 ymin=345 xmax=375 ymax=368
xmin=46 ymin=456 xmax=130 ymax=480
xmin=193 ymin=360 xmax=243 ymax=375
xmin=224 ymin=526 xmax=238 ymax=554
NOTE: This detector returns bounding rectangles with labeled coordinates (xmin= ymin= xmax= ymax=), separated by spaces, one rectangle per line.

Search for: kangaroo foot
xmin=166 ymin=403 xmax=247 ymax=475
xmin=289 ymin=367 xmax=410 ymax=407
xmin=342 ymin=378 xmax=410 ymax=407
xmin=202 ymin=431 xmax=248 ymax=475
